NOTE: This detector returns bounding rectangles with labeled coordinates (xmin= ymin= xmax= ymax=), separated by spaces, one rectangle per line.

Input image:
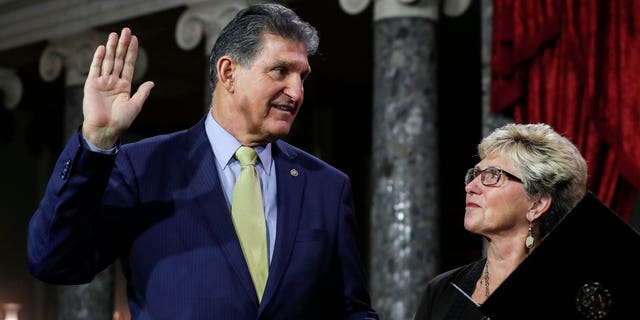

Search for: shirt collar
xmin=205 ymin=110 xmax=273 ymax=175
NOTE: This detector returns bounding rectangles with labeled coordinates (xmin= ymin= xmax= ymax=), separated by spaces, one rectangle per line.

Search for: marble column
xmin=340 ymin=1 xmax=438 ymax=319
xmin=175 ymin=0 xmax=249 ymax=112
xmin=38 ymin=30 xmax=148 ymax=320
xmin=340 ymin=0 xmax=472 ymax=319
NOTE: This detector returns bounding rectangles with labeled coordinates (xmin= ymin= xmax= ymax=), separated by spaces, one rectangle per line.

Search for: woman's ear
xmin=528 ymin=195 xmax=552 ymax=221
xmin=216 ymin=56 xmax=236 ymax=92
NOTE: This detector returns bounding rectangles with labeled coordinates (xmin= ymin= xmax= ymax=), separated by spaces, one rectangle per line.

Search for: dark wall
xmin=436 ymin=0 xmax=484 ymax=271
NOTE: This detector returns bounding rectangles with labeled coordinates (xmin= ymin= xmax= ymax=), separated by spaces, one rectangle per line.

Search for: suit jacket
xmin=414 ymin=259 xmax=487 ymax=320
xmin=28 ymin=117 xmax=378 ymax=320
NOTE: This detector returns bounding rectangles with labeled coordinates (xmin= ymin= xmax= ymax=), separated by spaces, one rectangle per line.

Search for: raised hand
xmin=82 ymin=27 xmax=154 ymax=149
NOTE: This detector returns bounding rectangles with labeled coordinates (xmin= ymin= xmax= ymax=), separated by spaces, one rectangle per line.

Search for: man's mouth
xmin=273 ymin=104 xmax=294 ymax=112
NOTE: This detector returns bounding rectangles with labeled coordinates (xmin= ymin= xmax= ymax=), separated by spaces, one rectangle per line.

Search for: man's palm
xmin=82 ymin=28 xmax=153 ymax=149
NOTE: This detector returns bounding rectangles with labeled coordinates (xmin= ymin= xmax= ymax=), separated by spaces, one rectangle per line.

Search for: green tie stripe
xmin=231 ymin=146 xmax=269 ymax=302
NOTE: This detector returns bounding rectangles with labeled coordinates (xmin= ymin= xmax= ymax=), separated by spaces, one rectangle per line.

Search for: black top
xmin=414 ymin=258 xmax=490 ymax=320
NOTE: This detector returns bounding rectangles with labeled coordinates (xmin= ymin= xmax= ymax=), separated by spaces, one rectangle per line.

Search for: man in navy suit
xmin=27 ymin=3 xmax=378 ymax=319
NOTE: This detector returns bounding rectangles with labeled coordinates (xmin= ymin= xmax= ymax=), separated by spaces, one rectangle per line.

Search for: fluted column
xmin=341 ymin=0 xmax=470 ymax=319
xmin=38 ymin=30 xmax=147 ymax=320
xmin=175 ymin=0 xmax=249 ymax=112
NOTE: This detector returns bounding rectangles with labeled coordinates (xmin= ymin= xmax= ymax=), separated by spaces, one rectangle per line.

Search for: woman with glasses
xmin=414 ymin=123 xmax=587 ymax=320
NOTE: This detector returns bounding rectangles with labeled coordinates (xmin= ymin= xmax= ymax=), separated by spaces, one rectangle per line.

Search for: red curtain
xmin=490 ymin=0 xmax=640 ymax=221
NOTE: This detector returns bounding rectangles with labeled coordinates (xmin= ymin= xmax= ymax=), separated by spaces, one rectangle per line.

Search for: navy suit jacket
xmin=28 ymin=117 xmax=378 ymax=320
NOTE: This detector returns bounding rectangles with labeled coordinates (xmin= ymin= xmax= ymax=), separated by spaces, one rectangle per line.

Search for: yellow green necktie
xmin=231 ymin=146 xmax=268 ymax=301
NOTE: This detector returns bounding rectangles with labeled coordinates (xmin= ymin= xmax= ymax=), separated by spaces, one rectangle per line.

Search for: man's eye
xmin=269 ymin=68 xmax=287 ymax=80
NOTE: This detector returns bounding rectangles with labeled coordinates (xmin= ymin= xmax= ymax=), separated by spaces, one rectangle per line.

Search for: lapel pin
xmin=290 ymin=169 xmax=298 ymax=177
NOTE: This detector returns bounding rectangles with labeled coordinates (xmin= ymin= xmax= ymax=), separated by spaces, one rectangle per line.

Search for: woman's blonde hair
xmin=478 ymin=123 xmax=588 ymax=236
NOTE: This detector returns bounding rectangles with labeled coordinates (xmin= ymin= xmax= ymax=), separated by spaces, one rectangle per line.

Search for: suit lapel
xmin=259 ymin=141 xmax=306 ymax=310
xmin=184 ymin=119 xmax=258 ymax=302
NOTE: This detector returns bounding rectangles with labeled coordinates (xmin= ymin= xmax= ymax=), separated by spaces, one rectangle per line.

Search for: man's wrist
xmin=81 ymin=134 xmax=118 ymax=155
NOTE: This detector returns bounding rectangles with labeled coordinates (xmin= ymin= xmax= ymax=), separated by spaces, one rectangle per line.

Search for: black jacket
xmin=414 ymin=258 xmax=489 ymax=320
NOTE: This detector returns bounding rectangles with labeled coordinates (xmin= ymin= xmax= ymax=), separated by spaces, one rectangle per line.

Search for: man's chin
xmin=270 ymin=124 xmax=292 ymax=138
xmin=262 ymin=129 xmax=289 ymax=143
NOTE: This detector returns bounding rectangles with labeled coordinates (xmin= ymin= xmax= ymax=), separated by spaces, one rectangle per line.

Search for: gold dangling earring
xmin=525 ymin=221 xmax=534 ymax=250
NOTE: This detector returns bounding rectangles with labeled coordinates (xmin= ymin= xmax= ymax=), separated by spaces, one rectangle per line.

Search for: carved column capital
xmin=339 ymin=0 xmax=472 ymax=20
xmin=339 ymin=0 xmax=372 ymax=15
xmin=39 ymin=31 xmax=148 ymax=86
xmin=175 ymin=0 xmax=249 ymax=54
xmin=340 ymin=0 xmax=439 ymax=20
xmin=0 ymin=67 xmax=23 ymax=110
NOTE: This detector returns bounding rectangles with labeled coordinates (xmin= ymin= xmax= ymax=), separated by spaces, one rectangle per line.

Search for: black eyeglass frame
xmin=465 ymin=166 xmax=522 ymax=186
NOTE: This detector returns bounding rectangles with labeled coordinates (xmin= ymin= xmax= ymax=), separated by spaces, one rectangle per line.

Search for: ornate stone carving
xmin=339 ymin=0 xmax=472 ymax=20
xmin=175 ymin=0 xmax=248 ymax=54
xmin=0 ymin=67 xmax=23 ymax=110
xmin=374 ymin=0 xmax=439 ymax=20
xmin=0 ymin=0 xmax=194 ymax=52
xmin=443 ymin=0 xmax=472 ymax=17
xmin=339 ymin=0 xmax=371 ymax=15
xmin=39 ymin=31 xmax=147 ymax=86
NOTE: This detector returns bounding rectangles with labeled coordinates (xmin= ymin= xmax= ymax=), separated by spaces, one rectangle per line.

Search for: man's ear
xmin=528 ymin=194 xmax=552 ymax=221
xmin=217 ymin=56 xmax=236 ymax=92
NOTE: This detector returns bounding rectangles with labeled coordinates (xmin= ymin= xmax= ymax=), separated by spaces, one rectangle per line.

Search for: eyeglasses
xmin=465 ymin=167 xmax=522 ymax=186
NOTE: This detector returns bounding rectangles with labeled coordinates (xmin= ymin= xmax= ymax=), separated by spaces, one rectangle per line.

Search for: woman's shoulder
xmin=429 ymin=259 xmax=483 ymax=286
xmin=414 ymin=259 xmax=485 ymax=320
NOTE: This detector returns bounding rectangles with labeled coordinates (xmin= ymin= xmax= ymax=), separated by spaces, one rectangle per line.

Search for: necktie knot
xmin=235 ymin=146 xmax=257 ymax=167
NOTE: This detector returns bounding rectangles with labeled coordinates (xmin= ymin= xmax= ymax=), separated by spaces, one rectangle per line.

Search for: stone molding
xmin=175 ymin=0 xmax=248 ymax=54
xmin=0 ymin=0 xmax=217 ymax=52
xmin=339 ymin=0 xmax=472 ymax=20
xmin=339 ymin=0 xmax=438 ymax=20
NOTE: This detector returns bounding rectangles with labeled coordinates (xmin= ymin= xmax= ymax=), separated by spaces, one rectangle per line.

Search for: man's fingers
xmin=130 ymin=81 xmax=155 ymax=109
xmin=113 ymin=28 xmax=132 ymax=78
xmin=87 ymin=45 xmax=106 ymax=79
xmin=101 ymin=32 xmax=118 ymax=77
xmin=121 ymin=34 xmax=139 ymax=82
